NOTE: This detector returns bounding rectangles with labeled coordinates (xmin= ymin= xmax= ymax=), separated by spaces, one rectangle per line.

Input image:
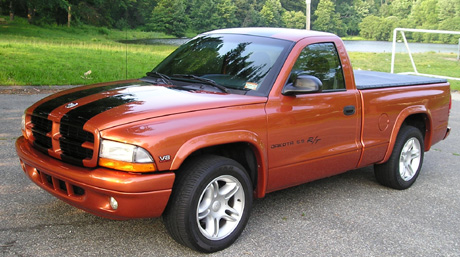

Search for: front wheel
xmin=163 ymin=155 xmax=253 ymax=253
xmin=374 ymin=125 xmax=424 ymax=190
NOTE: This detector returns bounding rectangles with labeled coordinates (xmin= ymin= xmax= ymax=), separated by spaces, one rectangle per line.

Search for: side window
xmin=290 ymin=43 xmax=345 ymax=91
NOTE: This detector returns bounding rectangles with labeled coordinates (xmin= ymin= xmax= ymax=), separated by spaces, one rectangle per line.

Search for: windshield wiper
xmin=172 ymin=74 xmax=229 ymax=93
xmin=146 ymin=71 xmax=174 ymax=85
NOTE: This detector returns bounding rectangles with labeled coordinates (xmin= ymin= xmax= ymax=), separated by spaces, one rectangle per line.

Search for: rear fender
xmin=378 ymin=105 xmax=432 ymax=164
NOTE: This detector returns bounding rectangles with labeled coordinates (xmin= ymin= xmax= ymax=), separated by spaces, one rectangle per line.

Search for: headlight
xmin=99 ymin=139 xmax=156 ymax=172
xmin=21 ymin=114 xmax=26 ymax=132
xmin=21 ymin=114 xmax=28 ymax=139
xmin=100 ymin=140 xmax=152 ymax=163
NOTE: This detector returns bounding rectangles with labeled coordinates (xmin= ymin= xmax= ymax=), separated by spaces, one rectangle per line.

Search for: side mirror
xmin=282 ymin=75 xmax=322 ymax=96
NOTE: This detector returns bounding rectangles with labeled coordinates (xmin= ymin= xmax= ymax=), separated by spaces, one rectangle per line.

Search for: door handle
xmin=343 ymin=105 xmax=356 ymax=116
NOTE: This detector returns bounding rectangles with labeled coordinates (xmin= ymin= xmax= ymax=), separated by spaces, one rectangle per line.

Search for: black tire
xmin=374 ymin=125 xmax=424 ymax=190
xmin=163 ymin=155 xmax=253 ymax=253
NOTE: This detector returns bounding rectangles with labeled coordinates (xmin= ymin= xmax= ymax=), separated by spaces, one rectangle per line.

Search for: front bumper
xmin=16 ymin=136 xmax=175 ymax=220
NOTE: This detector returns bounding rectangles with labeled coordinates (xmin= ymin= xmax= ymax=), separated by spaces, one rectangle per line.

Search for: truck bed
xmin=354 ymin=70 xmax=447 ymax=90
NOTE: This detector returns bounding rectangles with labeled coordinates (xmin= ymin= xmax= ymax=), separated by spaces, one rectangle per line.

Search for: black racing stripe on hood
xmin=32 ymin=82 xmax=150 ymax=118
xmin=60 ymin=94 xmax=137 ymax=127
xmin=58 ymin=94 xmax=138 ymax=166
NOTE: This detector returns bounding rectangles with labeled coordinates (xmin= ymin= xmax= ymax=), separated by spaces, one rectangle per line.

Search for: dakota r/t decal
xmin=271 ymin=136 xmax=321 ymax=149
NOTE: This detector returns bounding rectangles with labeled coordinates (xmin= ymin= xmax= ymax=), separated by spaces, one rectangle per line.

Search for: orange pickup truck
xmin=16 ymin=28 xmax=451 ymax=252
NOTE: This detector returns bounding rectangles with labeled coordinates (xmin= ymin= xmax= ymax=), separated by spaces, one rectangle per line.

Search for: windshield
xmin=151 ymin=33 xmax=293 ymax=96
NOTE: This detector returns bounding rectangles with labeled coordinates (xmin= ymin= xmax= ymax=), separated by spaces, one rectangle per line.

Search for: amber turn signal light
xmin=99 ymin=158 xmax=156 ymax=173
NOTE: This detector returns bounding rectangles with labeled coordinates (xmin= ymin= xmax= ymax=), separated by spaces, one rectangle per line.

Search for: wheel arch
xmin=169 ymin=131 xmax=268 ymax=198
xmin=379 ymin=105 xmax=432 ymax=164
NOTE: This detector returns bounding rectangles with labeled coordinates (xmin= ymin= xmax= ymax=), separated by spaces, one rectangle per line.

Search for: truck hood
xmin=30 ymin=80 xmax=267 ymax=131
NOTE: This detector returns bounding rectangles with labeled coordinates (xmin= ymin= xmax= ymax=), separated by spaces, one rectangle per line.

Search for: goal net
xmin=391 ymin=28 xmax=460 ymax=81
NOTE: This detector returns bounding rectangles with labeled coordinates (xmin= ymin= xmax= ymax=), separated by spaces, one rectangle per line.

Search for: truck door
xmin=266 ymin=42 xmax=362 ymax=191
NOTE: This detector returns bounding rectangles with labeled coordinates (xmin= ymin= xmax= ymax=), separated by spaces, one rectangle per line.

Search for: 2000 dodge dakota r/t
xmin=16 ymin=28 xmax=451 ymax=252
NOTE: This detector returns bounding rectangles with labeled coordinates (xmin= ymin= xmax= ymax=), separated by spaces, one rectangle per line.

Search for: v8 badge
xmin=159 ymin=155 xmax=171 ymax=163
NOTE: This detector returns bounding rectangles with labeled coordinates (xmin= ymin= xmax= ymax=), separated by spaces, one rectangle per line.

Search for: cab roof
xmin=205 ymin=27 xmax=337 ymax=42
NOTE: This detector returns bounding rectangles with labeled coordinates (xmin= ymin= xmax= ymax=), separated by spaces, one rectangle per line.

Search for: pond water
xmin=120 ymin=38 xmax=459 ymax=54
xmin=344 ymin=40 xmax=459 ymax=53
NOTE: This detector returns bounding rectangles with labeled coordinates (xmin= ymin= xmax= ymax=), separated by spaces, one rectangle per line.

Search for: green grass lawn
xmin=1 ymin=16 xmax=459 ymax=90
xmin=0 ymin=17 xmax=176 ymax=86
xmin=0 ymin=40 xmax=175 ymax=85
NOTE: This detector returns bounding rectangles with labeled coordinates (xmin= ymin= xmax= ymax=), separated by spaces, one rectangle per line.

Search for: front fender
xmin=170 ymin=130 xmax=269 ymax=198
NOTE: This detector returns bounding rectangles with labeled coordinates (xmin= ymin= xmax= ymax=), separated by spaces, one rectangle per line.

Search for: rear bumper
xmin=16 ymin=136 xmax=175 ymax=220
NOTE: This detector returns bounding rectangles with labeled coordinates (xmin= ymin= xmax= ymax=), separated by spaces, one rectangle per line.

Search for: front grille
xmin=29 ymin=114 xmax=96 ymax=167
xmin=31 ymin=116 xmax=52 ymax=150
xmin=60 ymin=123 xmax=94 ymax=143
xmin=60 ymin=138 xmax=94 ymax=160
xmin=60 ymin=123 xmax=94 ymax=161
xmin=31 ymin=115 xmax=52 ymax=132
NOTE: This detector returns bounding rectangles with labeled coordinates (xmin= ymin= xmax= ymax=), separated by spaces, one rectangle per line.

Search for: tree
xmin=72 ymin=1 xmax=107 ymax=27
xmin=313 ymin=0 xmax=346 ymax=36
xmin=280 ymin=0 xmax=305 ymax=12
xmin=9 ymin=0 xmax=14 ymax=20
xmin=260 ymin=0 xmax=285 ymax=27
xmin=439 ymin=17 xmax=460 ymax=43
xmin=410 ymin=0 xmax=439 ymax=27
xmin=282 ymin=10 xmax=305 ymax=29
xmin=189 ymin=0 xmax=220 ymax=32
xmin=389 ymin=0 xmax=413 ymax=19
xmin=216 ymin=0 xmax=238 ymax=28
xmin=147 ymin=0 xmax=188 ymax=37
xmin=243 ymin=4 xmax=264 ymax=27
xmin=437 ymin=0 xmax=460 ymax=43
xmin=8 ymin=0 xmax=453 ymax=39
xmin=234 ymin=0 xmax=263 ymax=27
xmin=359 ymin=15 xmax=398 ymax=41
xmin=409 ymin=0 xmax=440 ymax=42
xmin=338 ymin=0 xmax=371 ymax=36
xmin=359 ymin=15 xmax=380 ymax=39
xmin=437 ymin=0 xmax=460 ymax=21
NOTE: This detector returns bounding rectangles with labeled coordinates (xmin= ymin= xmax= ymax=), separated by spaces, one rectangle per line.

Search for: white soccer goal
xmin=391 ymin=28 xmax=460 ymax=81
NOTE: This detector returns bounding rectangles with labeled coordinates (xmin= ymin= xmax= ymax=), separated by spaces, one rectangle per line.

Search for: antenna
xmin=125 ymin=28 xmax=128 ymax=80
xmin=125 ymin=9 xmax=128 ymax=80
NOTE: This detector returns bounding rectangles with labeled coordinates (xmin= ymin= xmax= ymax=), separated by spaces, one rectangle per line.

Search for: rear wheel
xmin=374 ymin=125 xmax=424 ymax=190
xmin=163 ymin=155 xmax=253 ymax=253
